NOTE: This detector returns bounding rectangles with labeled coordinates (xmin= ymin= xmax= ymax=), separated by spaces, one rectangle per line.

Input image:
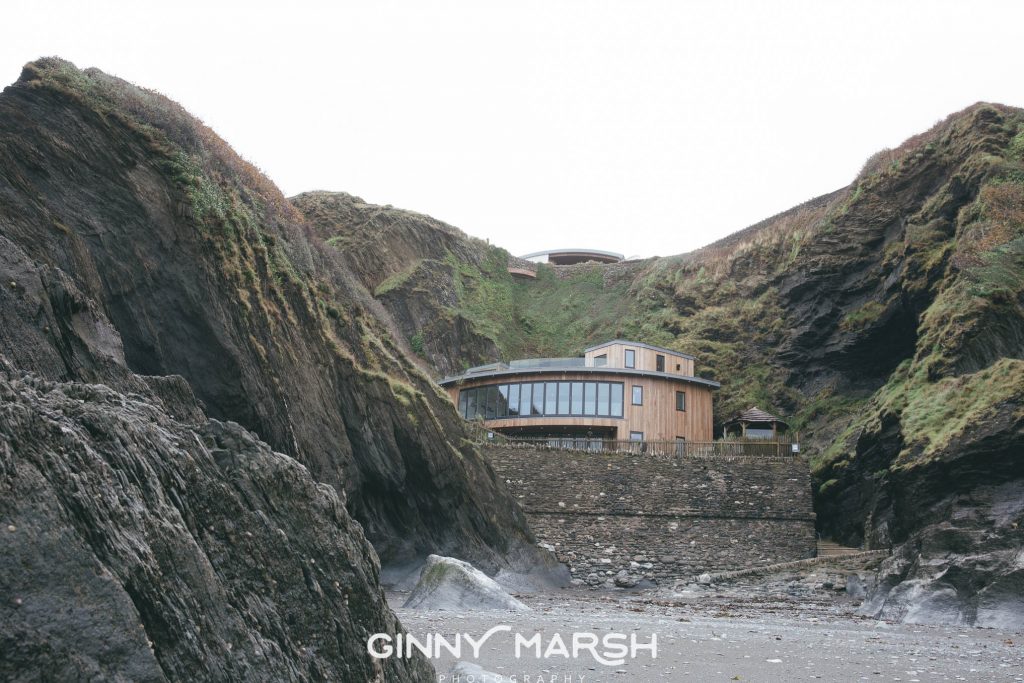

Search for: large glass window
xmin=508 ymin=384 xmax=520 ymax=416
xmin=583 ymin=383 xmax=597 ymax=415
xmin=497 ymin=385 xmax=509 ymax=418
xmin=531 ymin=383 xmax=544 ymax=415
xmin=610 ymin=383 xmax=623 ymax=417
xmin=597 ymin=383 xmax=610 ymax=416
xmin=624 ymin=349 xmax=636 ymax=368
xmin=594 ymin=354 xmax=607 ymax=367
xmin=544 ymin=383 xmax=557 ymax=415
xmin=485 ymin=385 xmax=498 ymax=419
xmin=558 ymin=382 xmax=570 ymax=415
xmin=571 ymin=382 xmax=583 ymax=414
xmin=459 ymin=380 xmax=624 ymax=420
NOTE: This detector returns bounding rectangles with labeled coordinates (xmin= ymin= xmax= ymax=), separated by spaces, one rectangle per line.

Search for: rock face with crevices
xmin=0 ymin=58 xmax=552 ymax=680
xmin=0 ymin=58 xmax=540 ymax=570
xmin=0 ymin=359 xmax=432 ymax=681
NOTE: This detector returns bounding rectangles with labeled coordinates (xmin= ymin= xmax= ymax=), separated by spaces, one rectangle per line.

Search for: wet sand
xmin=390 ymin=587 xmax=1024 ymax=682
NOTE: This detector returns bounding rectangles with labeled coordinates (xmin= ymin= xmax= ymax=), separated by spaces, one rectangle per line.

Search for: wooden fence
xmin=492 ymin=436 xmax=800 ymax=458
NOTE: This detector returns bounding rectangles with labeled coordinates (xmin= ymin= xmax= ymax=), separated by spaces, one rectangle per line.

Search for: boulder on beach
xmin=403 ymin=555 xmax=531 ymax=611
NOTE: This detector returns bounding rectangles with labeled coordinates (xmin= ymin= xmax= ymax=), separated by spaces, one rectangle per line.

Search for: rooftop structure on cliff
xmin=439 ymin=340 xmax=718 ymax=443
xmin=520 ymin=248 xmax=624 ymax=265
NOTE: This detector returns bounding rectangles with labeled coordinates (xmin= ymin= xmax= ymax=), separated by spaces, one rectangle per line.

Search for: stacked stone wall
xmin=483 ymin=445 xmax=817 ymax=587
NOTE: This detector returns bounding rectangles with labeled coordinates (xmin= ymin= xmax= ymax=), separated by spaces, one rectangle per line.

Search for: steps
xmin=817 ymin=539 xmax=864 ymax=557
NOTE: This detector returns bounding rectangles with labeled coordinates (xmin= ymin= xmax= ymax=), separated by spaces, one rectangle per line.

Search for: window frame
xmin=631 ymin=385 xmax=643 ymax=406
xmin=675 ymin=390 xmax=686 ymax=412
xmin=624 ymin=349 xmax=636 ymax=368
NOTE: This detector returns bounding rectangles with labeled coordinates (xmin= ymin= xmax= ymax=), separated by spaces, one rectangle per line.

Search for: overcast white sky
xmin=2 ymin=1 xmax=1022 ymax=258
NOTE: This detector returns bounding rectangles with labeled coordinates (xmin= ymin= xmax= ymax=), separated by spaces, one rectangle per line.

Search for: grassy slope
xmin=451 ymin=254 xmax=649 ymax=359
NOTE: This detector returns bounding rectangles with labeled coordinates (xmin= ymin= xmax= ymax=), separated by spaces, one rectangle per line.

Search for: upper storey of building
xmin=438 ymin=339 xmax=715 ymax=389
xmin=584 ymin=340 xmax=695 ymax=376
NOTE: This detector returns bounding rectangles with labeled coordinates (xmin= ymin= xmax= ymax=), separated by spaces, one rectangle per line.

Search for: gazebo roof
xmin=725 ymin=406 xmax=787 ymax=426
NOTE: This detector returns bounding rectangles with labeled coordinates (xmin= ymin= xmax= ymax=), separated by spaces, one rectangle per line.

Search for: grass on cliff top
xmin=449 ymin=250 xmax=646 ymax=360
xmin=22 ymin=58 xmax=298 ymax=228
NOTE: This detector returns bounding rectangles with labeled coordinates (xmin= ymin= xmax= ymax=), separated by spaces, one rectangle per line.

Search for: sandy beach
xmin=391 ymin=580 xmax=1024 ymax=683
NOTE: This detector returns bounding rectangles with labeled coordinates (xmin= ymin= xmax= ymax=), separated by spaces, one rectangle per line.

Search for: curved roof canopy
xmin=519 ymin=248 xmax=624 ymax=265
xmin=439 ymin=364 xmax=720 ymax=389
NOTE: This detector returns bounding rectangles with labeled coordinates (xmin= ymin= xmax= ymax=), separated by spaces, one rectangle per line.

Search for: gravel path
xmin=390 ymin=587 xmax=1023 ymax=682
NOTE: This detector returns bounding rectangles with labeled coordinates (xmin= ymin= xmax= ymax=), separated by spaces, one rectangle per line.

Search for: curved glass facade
xmin=458 ymin=381 xmax=624 ymax=420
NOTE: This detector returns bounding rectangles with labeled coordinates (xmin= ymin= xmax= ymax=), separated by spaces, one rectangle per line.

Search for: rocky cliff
xmin=304 ymin=103 xmax=1024 ymax=627
xmin=0 ymin=359 xmax=432 ymax=681
xmin=0 ymin=58 xmax=547 ymax=679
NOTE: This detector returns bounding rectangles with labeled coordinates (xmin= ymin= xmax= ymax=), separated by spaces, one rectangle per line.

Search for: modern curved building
xmin=519 ymin=248 xmax=624 ymax=265
xmin=439 ymin=340 xmax=718 ymax=443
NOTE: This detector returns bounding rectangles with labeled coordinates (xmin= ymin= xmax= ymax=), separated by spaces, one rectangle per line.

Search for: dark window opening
xmin=656 ymin=354 xmax=665 ymax=372
xmin=676 ymin=390 xmax=686 ymax=412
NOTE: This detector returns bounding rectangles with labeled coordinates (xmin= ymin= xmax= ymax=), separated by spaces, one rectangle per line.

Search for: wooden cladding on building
xmin=584 ymin=342 xmax=694 ymax=376
xmin=445 ymin=370 xmax=713 ymax=441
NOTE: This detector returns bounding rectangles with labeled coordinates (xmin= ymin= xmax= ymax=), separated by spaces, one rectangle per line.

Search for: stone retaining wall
xmin=483 ymin=445 xmax=817 ymax=587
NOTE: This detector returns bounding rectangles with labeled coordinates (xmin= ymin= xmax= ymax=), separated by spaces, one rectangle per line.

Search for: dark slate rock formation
xmin=0 ymin=58 xmax=539 ymax=573
xmin=0 ymin=358 xmax=432 ymax=681
xmin=860 ymin=479 xmax=1024 ymax=628
xmin=0 ymin=58 xmax=554 ymax=679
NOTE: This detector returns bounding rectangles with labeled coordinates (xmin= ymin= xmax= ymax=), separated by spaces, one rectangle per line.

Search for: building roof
xmin=725 ymin=406 xmax=788 ymax=425
xmin=519 ymin=248 xmax=624 ymax=264
xmin=584 ymin=339 xmax=696 ymax=360
xmin=438 ymin=364 xmax=720 ymax=389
